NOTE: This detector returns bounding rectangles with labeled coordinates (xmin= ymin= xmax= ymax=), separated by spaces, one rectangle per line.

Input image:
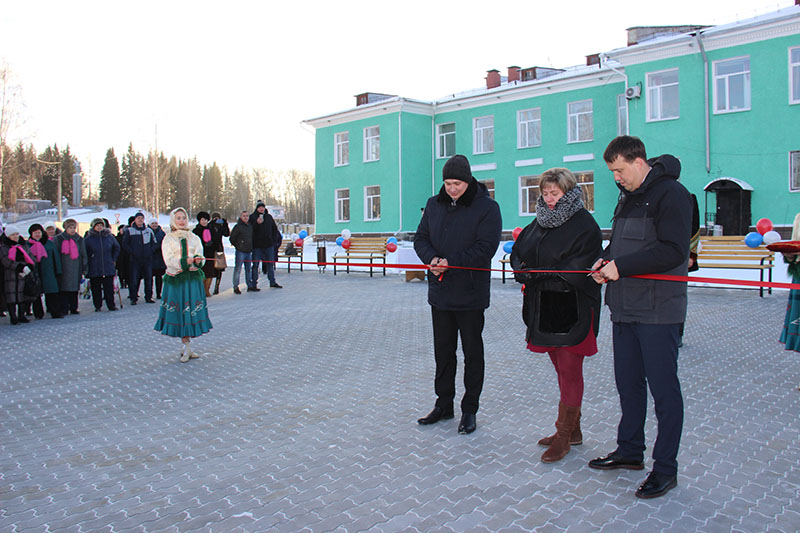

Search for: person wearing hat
xmin=249 ymin=200 xmax=282 ymax=290
xmin=85 ymin=218 xmax=120 ymax=311
xmin=413 ymin=154 xmax=502 ymax=435
xmin=122 ymin=211 xmax=156 ymax=305
xmin=29 ymin=223 xmax=63 ymax=318
xmin=0 ymin=224 xmax=35 ymax=324
xmin=53 ymin=218 xmax=88 ymax=315
xmin=22 ymin=224 xmax=50 ymax=319
xmin=149 ymin=218 xmax=167 ymax=299
xmin=209 ymin=212 xmax=229 ymax=295
xmin=192 ymin=211 xmax=217 ymax=297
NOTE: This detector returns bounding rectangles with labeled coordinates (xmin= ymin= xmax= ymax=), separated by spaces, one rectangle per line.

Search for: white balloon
xmin=341 ymin=229 xmax=352 ymax=239
xmin=291 ymin=233 xmax=299 ymax=241
xmin=762 ymin=230 xmax=781 ymax=245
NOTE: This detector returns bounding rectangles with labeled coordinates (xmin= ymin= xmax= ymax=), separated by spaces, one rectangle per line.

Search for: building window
xmin=575 ymin=171 xmax=595 ymax=211
xmin=714 ymin=56 xmax=750 ymax=113
xmin=473 ymin=116 xmax=494 ymax=154
xmin=334 ymin=132 xmax=349 ymax=167
xmin=520 ymin=175 xmax=540 ymax=215
xmin=437 ymin=123 xmax=456 ymax=159
xmin=479 ymin=179 xmax=495 ymax=200
xmin=790 ymin=46 xmax=800 ymax=104
xmin=364 ymin=185 xmax=381 ymax=220
xmin=567 ymin=100 xmax=593 ymax=143
xmin=335 ymin=188 xmax=350 ymax=222
xmin=647 ymin=68 xmax=679 ymax=121
xmin=517 ymin=108 xmax=541 ymax=148
xmin=617 ymin=94 xmax=628 ymax=136
xmin=363 ymin=126 xmax=380 ymax=162
xmin=791 ymin=151 xmax=800 ymax=192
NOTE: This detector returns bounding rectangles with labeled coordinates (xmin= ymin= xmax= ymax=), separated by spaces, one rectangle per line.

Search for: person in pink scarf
xmin=192 ymin=211 xmax=217 ymax=297
xmin=53 ymin=218 xmax=88 ymax=315
xmin=20 ymin=224 xmax=49 ymax=319
xmin=28 ymin=223 xmax=63 ymax=318
xmin=0 ymin=224 xmax=35 ymax=324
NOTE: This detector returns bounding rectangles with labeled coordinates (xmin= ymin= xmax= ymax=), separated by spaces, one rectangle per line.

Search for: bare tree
xmin=0 ymin=62 xmax=25 ymax=208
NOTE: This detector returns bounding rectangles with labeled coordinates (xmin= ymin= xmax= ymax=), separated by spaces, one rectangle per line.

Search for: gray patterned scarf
xmin=536 ymin=187 xmax=584 ymax=228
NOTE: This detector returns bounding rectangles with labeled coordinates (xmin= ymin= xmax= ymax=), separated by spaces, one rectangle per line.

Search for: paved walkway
xmin=1 ymin=272 xmax=799 ymax=532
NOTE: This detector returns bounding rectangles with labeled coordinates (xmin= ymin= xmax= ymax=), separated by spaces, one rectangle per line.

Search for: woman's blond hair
xmin=539 ymin=167 xmax=577 ymax=194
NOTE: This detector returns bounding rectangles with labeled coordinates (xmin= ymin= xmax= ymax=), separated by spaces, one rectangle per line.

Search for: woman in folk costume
xmin=0 ymin=225 xmax=35 ymax=324
xmin=53 ymin=218 xmax=88 ymax=315
xmin=154 ymin=207 xmax=212 ymax=362
xmin=779 ymin=212 xmax=800 ymax=389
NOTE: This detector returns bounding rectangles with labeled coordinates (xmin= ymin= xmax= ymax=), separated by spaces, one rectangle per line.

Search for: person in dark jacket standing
xmin=149 ymin=219 xmax=167 ymax=299
xmin=210 ymin=212 xmax=229 ymax=294
xmin=0 ymin=225 xmax=35 ymax=324
xmin=29 ymin=223 xmax=63 ymax=318
xmin=229 ymin=211 xmax=254 ymax=294
xmin=25 ymin=224 xmax=49 ymax=319
xmin=510 ymin=168 xmax=602 ymax=463
xmin=193 ymin=211 xmax=217 ymax=297
xmin=85 ymin=218 xmax=120 ymax=311
xmin=116 ymin=224 xmax=129 ymax=289
xmin=588 ymin=136 xmax=691 ymax=499
xmin=122 ymin=212 xmax=156 ymax=305
xmin=54 ymin=219 xmax=88 ymax=315
xmin=414 ymin=154 xmax=502 ymax=435
xmin=249 ymin=200 xmax=282 ymax=289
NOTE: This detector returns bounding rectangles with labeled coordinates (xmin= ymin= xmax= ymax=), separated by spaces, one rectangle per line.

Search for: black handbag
xmin=23 ymin=269 xmax=42 ymax=297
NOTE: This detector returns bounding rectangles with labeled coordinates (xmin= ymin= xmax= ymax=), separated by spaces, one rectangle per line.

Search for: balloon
xmin=299 ymin=230 xmax=308 ymax=239
xmin=295 ymin=238 xmax=304 ymax=247
xmin=756 ymin=218 xmax=773 ymax=235
xmin=291 ymin=233 xmax=299 ymax=241
xmin=762 ymin=230 xmax=781 ymax=245
xmin=386 ymin=242 xmax=398 ymax=253
xmin=503 ymin=241 xmax=514 ymax=253
xmin=336 ymin=236 xmax=344 ymax=246
xmin=387 ymin=236 xmax=398 ymax=244
xmin=342 ymin=239 xmax=351 ymax=250
xmin=341 ymin=229 xmax=352 ymax=239
xmin=744 ymin=232 xmax=763 ymax=248
xmin=512 ymin=227 xmax=523 ymax=240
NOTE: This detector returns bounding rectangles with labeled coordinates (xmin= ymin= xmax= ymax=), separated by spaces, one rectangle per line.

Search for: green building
xmin=304 ymin=6 xmax=800 ymax=237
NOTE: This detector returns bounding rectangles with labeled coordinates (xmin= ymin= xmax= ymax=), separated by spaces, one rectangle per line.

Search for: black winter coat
xmin=250 ymin=209 xmax=278 ymax=249
xmin=511 ymin=209 xmax=602 ymax=347
xmin=414 ymin=179 xmax=502 ymax=311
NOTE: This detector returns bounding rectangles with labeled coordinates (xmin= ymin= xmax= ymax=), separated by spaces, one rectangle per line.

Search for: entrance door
xmin=715 ymin=189 xmax=751 ymax=235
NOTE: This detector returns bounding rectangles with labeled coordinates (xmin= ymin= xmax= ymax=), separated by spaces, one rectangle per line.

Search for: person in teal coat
xmin=31 ymin=224 xmax=63 ymax=318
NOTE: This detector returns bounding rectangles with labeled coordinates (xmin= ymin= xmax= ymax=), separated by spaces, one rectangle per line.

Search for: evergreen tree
xmin=38 ymin=145 xmax=60 ymax=205
xmin=120 ymin=143 xmax=140 ymax=207
xmin=202 ymin=162 xmax=223 ymax=211
xmin=60 ymin=144 xmax=75 ymax=205
xmin=99 ymin=148 xmax=121 ymax=208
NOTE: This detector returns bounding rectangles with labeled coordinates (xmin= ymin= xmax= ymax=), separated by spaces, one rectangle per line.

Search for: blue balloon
xmin=744 ymin=232 xmax=763 ymax=248
xmin=503 ymin=241 xmax=514 ymax=254
xmin=336 ymin=236 xmax=344 ymax=246
xmin=299 ymin=230 xmax=308 ymax=239
xmin=387 ymin=236 xmax=398 ymax=244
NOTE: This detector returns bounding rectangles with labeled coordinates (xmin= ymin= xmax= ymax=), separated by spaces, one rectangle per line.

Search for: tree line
xmin=0 ymin=142 xmax=82 ymax=210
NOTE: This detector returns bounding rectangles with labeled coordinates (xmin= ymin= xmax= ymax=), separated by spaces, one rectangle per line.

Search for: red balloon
xmin=512 ymin=227 xmax=523 ymax=240
xmin=294 ymin=238 xmax=304 ymax=247
xmin=386 ymin=242 xmax=397 ymax=252
xmin=756 ymin=218 xmax=773 ymax=235
xmin=342 ymin=239 xmax=351 ymax=249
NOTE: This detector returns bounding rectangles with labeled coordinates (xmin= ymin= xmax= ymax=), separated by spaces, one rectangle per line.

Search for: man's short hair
xmin=604 ymin=135 xmax=647 ymax=163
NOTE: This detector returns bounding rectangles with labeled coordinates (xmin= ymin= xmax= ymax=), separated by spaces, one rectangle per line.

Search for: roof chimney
xmin=486 ymin=69 xmax=501 ymax=89
xmin=586 ymin=53 xmax=601 ymax=67
xmin=507 ymin=66 xmax=521 ymax=83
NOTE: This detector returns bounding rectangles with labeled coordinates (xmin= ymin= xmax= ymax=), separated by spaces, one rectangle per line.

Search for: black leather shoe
xmin=417 ymin=406 xmax=454 ymax=425
xmin=458 ymin=413 xmax=477 ymax=434
xmin=233 ymin=287 xmax=241 ymax=294
xmin=635 ymin=471 xmax=677 ymax=499
xmin=145 ymin=299 xmax=155 ymax=304
xmin=270 ymin=283 xmax=283 ymax=288
xmin=588 ymin=452 xmax=644 ymax=471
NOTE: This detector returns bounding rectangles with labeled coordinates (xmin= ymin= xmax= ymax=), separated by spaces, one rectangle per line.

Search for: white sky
xmin=0 ymin=0 xmax=791 ymax=183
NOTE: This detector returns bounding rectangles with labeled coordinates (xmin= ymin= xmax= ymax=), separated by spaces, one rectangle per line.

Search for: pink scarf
xmin=61 ymin=238 xmax=79 ymax=260
xmin=202 ymin=228 xmax=211 ymax=243
xmin=8 ymin=244 xmax=35 ymax=265
xmin=29 ymin=239 xmax=48 ymax=262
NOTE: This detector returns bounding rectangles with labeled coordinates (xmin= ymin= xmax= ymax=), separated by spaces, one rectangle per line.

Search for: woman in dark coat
xmin=85 ymin=218 xmax=121 ymax=311
xmin=115 ymin=224 xmax=129 ymax=289
xmin=149 ymin=219 xmax=167 ymax=299
xmin=53 ymin=218 xmax=88 ymax=315
xmin=511 ymin=167 xmax=602 ymax=463
xmin=0 ymin=225 xmax=36 ymax=324
xmin=24 ymin=224 xmax=49 ymax=319
xmin=192 ymin=211 xmax=217 ymax=297
xmin=209 ymin=212 xmax=229 ymax=294
xmin=33 ymin=223 xmax=63 ymax=318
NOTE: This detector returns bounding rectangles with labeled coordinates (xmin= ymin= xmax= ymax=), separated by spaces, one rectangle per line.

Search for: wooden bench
xmin=332 ymin=237 xmax=387 ymax=277
xmin=277 ymin=239 xmax=304 ymax=273
xmin=697 ymin=235 xmax=775 ymax=297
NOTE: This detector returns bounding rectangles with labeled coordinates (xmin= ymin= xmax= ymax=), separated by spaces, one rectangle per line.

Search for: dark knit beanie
xmin=442 ymin=154 xmax=472 ymax=182
xmin=197 ymin=211 xmax=211 ymax=222
xmin=28 ymin=223 xmax=45 ymax=236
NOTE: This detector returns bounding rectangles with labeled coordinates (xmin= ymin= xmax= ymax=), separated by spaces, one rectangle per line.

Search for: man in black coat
xmin=249 ymin=201 xmax=282 ymax=290
xmin=414 ymin=154 xmax=502 ymax=435
xmin=589 ymin=136 xmax=692 ymax=499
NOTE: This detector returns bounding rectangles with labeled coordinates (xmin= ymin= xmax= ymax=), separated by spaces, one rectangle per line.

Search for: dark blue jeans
xmin=612 ymin=322 xmax=683 ymax=476
xmin=128 ymin=258 xmax=153 ymax=302
xmin=233 ymin=250 xmax=253 ymax=289
xmin=251 ymin=246 xmax=276 ymax=286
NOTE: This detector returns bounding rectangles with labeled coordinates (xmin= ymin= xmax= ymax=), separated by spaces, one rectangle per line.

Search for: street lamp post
xmin=36 ymin=159 xmax=62 ymax=222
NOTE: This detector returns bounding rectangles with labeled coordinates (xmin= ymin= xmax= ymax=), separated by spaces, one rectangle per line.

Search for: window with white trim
xmin=714 ymin=57 xmax=750 ymax=113
xmin=437 ymin=123 xmax=455 ymax=159
xmin=517 ymin=108 xmax=541 ymax=148
xmin=363 ymin=126 xmax=380 ymax=162
xmin=334 ymin=132 xmax=349 ymax=166
xmin=791 ymin=151 xmax=800 ymax=192
xmin=520 ymin=175 xmax=540 ymax=215
xmin=617 ymin=94 xmax=629 ymax=136
xmin=575 ymin=171 xmax=595 ymax=211
xmin=335 ymin=188 xmax=350 ymax=222
xmin=473 ymin=116 xmax=494 ymax=154
xmin=364 ymin=185 xmax=381 ymax=220
xmin=479 ymin=179 xmax=495 ymax=200
xmin=567 ymin=100 xmax=593 ymax=143
xmin=647 ymin=68 xmax=679 ymax=121
xmin=790 ymin=47 xmax=800 ymax=104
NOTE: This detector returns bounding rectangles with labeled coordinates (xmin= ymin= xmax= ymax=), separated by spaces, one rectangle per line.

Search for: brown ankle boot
xmin=538 ymin=408 xmax=582 ymax=446
xmin=541 ymin=402 xmax=581 ymax=463
xmin=203 ymin=278 xmax=212 ymax=297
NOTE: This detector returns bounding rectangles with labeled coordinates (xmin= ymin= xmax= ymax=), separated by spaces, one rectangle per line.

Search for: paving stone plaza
xmin=1 ymin=271 xmax=799 ymax=532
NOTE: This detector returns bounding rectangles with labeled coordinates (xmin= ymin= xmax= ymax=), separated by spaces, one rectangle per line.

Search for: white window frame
xmin=617 ymin=94 xmax=629 ymax=136
xmin=363 ymin=126 xmax=380 ymax=162
xmin=791 ymin=151 xmax=800 ymax=192
xmin=335 ymin=188 xmax=350 ymax=222
xmin=574 ymin=171 xmax=595 ymax=212
xmin=519 ymin=175 xmax=540 ymax=216
xmin=364 ymin=185 xmax=381 ymax=221
xmin=473 ymin=115 xmax=494 ymax=154
xmin=334 ymin=132 xmax=349 ymax=167
xmin=790 ymin=46 xmax=800 ymax=105
xmin=437 ymin=122 xmax=456 ymax=159
xmin=517 ymin=108 xmax=542 ymax=149
xmin=567 ymin=100 xmax=593 ymax=143
xmin=713 ymin=56 xmax=751 ymax=114
xmin=646 ymin=68 xmax=680 ymax=121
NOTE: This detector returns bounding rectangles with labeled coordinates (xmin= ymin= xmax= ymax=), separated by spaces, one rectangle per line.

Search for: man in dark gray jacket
xmin=414 ymin=154 xmax=502 ymax=435
xmin=229 ymin=211 xmax=254 ymax=294
xmin=589 ymin=136 xmax=692 ymax=499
